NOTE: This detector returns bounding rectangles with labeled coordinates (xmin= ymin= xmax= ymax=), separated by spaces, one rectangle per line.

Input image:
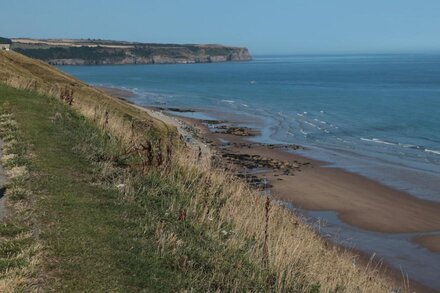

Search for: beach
xmin=175 ymin=114 xmax=440 ymax=235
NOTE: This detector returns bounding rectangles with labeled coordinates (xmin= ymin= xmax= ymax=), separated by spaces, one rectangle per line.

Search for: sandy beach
xmin=192 ymin=120 xmax=440 ymax=228
xmin=228 ymin=143 xmax=440 ymax=234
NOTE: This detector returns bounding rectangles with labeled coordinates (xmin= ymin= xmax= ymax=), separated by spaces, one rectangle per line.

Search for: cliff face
xmin=11 ymin=39 xmax=252 ymax=65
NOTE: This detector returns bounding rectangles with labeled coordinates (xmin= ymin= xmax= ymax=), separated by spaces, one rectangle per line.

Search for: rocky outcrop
xmin=11 ymin=39 xmax=252 ymax=65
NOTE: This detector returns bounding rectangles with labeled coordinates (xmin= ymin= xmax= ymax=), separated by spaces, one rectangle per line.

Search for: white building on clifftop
xmin=0 ymin=44 xmax=10 ymax=51
xmin=0 ymin=38 xmax=11 ymax=51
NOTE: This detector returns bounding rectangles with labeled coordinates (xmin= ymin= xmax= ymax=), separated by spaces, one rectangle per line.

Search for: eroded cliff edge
xmin=11 ymin=38 xmax=252 ymax=65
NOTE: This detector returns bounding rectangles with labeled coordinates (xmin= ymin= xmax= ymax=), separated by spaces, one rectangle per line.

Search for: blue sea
xmin=61 ymin=54 xmax=440 ymax=203
xmin=60 ymin=54 xmax=440 ymax=289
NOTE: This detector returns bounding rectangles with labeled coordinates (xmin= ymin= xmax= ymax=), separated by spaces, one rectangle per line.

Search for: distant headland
xmin=9 ymin=38 xmax=252 ymax=65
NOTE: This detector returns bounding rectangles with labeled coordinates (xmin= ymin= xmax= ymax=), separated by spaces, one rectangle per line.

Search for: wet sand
xmin=233 ymin=144 xmax=440 ymax=233
xmin=413 ymin=235 xmax=440 ymax=253
xmin=182 ymin=118 xmax=440 ymax=231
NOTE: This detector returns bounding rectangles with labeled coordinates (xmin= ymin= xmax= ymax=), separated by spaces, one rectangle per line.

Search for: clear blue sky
xmin=2 ymin=0 xmax=440 ymax=55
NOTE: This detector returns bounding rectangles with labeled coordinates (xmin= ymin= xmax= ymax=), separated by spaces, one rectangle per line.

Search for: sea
xmin=59 ymin=54 xmax=440 ymax=289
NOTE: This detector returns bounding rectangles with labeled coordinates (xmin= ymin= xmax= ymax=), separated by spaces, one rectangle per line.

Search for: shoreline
xmin=413 ymin=235 xmax=440 ymax=253
xmin=168 ymin=110 xmax=440 ymax=234
xmin=98 ymin=86 xmax=439 ymax=292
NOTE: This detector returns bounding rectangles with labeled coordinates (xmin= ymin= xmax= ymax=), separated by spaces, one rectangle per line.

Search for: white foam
xmin=360 ymin=138 xmax=396 ymax=145
xmin=304 ymin=121 xmax=317 ymax=128
xmin=425 ymin=149 xmax=440 ymax=155
xmin=221 ymin=100 xmax=235 ymax=103
xmin=399 ymin=143 xmax=417 ymax=148
xmin=313 ymin=118 xmax=328 ymax=125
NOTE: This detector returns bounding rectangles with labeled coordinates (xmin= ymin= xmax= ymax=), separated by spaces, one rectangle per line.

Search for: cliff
xmin=11 ymin=38 xmax=252 ymax=65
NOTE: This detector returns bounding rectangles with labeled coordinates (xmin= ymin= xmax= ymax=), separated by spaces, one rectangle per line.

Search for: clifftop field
xmin=0 ymin=50 xmax=400 ymax=291
xmin=10 ymin=38 xmax=252 ymax=65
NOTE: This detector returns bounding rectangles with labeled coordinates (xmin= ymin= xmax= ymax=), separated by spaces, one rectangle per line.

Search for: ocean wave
xmin=360 ymin=138 xmax=396 ymax=146
xmin=398 ymin=143 xmax=417 ymax=149
xmin=360 ymin=138 xmax=440 ymax=156
xmin=304 ymin=121 xmax=317 ymax=128
xmin=425 ymin=149 xmax=440 ymax=155
xmin=221 ymin=99 xmax=235 ymax=103
xmin=314 ymin=118 xmax=328 ymax=125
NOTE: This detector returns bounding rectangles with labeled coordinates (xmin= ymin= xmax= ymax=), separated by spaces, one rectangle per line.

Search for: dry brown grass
xmin=0 ymin=50 xmax=177 ymax=153
xmin=0 ymin=50 xmax=398 ymax=292
xmin=0 ymin=113 xmax=43 ymax=292
xmin=150 ymin=150 xmax=395 ymax=292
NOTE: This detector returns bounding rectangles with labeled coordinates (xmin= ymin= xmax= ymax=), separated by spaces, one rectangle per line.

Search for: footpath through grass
xmin=0 ymin=83 xmax=272 ymax=291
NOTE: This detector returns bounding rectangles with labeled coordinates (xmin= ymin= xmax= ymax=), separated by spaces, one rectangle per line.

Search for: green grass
xmin=0 ymin=83 xmax=275 ymax=291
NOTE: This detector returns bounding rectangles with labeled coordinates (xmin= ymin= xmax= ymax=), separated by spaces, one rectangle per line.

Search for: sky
xmin=2 ymin=0 xmax=440 ymax=55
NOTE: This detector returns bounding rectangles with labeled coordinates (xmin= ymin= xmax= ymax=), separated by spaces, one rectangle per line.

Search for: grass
xmin=0 ymin=84 xmax=274 ymax=291
xmin=0 ymin=51 xmax=399 ymax=292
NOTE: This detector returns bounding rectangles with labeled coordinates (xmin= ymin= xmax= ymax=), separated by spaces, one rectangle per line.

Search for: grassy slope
xmin=0 ymin=50 xmax=173 ymax=143
xmin=0 ymin=51 xmax=396 ymax=292
xmin=0 ymin=84 xmax=271 ymax=291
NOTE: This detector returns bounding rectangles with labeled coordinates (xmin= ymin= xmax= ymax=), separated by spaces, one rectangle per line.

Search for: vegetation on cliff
xmin=11 ymin=38 xmax=252 ymax=65
xmin=0 ymin=50 xmax=398 ymax=292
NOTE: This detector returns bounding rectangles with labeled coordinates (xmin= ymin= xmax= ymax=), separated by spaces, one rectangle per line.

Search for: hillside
xmin=11 ymin=38 xmax=252 ymax=65
xmin=0 ymin=50 xmax=399 ymax=292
